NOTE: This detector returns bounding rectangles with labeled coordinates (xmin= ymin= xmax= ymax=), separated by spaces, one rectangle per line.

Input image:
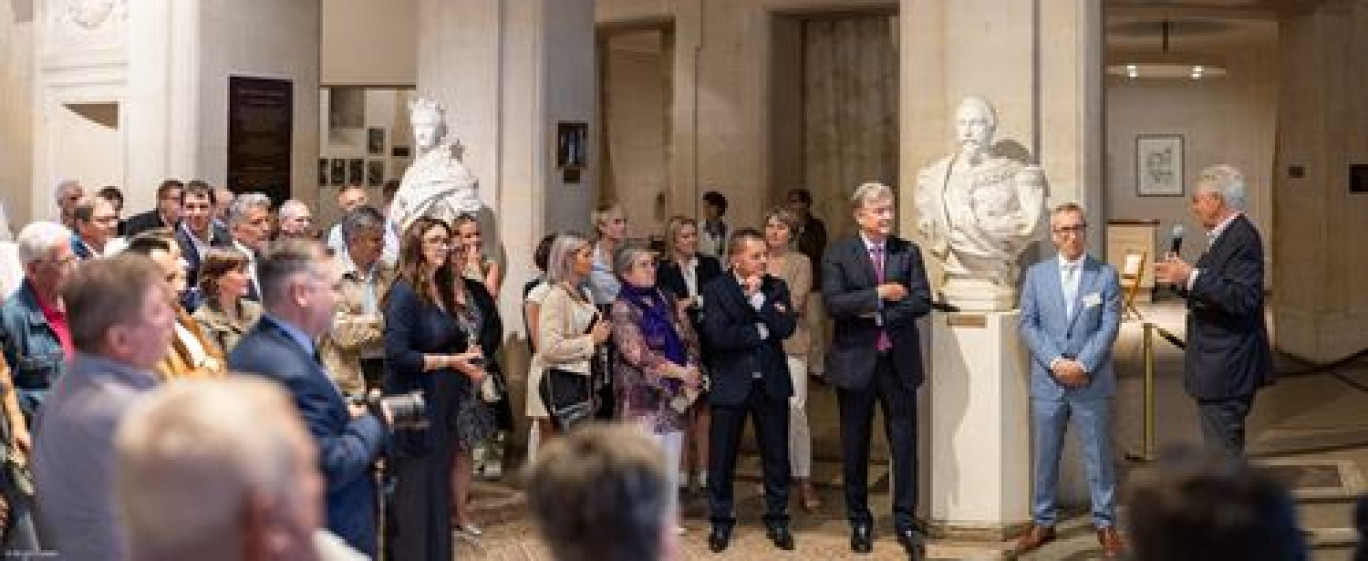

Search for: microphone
xmin=1168 ymin=224 xmax=1185 ymax=256
xmin=1167 ymin=224 xmax=1185 ymax=291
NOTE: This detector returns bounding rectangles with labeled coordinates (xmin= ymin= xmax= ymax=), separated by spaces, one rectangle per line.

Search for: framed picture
xmin=367 ymin=127 xmax=385 ymax=155
xmin=329 ymin=159 xmax=346 ymax=186
xmin=556 ymin=121 xmax=588 ymax=183
xmin=366 ymin=160 xmax=384 ymax=187
xmin=391 ymin=145 xmax=410 ymax=158
xmin=1136 ymin=135 xmax=1184 ymax=197
xmin=318 ymin=158 xmax=329 ymax=185
xmin=347 ymin=158 xmax=364 ymax=185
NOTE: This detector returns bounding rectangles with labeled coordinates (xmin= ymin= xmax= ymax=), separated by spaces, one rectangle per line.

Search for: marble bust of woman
xmin=390 ymin=97 xmax=482 ymax=233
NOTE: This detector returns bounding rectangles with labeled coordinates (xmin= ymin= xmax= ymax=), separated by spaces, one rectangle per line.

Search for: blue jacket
xmin=0 ymin=280 xmax=67 ymax=417
xmin=1019 ymin=255 xmax=1122 ymax=401
xmin=228 ymin=316 xmax=387 ymax=555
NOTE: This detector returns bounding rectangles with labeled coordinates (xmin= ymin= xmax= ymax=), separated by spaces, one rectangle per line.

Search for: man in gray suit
xmin=1015 ymin=203 xmax=1124 ymax=558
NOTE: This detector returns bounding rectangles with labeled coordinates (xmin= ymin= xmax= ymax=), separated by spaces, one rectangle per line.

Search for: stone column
xmin=1273 ymin=0 xmax=1368 ymax=362
xmin=900 ymin=0 xmax=1103 ymax=553
xmin=416 ymin=0 xmax=596 ymax=426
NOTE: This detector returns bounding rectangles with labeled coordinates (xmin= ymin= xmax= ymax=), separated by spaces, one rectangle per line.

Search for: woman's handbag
xmin=539 ymin=366 xmax=594 ymax=430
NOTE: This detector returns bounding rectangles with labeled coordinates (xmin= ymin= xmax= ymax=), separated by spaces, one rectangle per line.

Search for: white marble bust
xmin=390 ymin=98 xmax=482 ymax=234
xmin=915 ymin=96 xmax=1046 ymax=311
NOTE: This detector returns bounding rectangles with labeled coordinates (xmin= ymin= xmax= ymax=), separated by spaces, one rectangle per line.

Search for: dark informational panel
xmin=228 ymin=76 xmax=293 ymax=204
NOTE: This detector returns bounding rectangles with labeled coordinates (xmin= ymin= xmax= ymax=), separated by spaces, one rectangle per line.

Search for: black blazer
xmin=821 ymin=235 xmax=932 ymax=391
xmin=228 ymin=316 xmax=387 ymax=554
xmin=383 ymin=278 xmax=502 ymax=453
xmin=123 ymin=210 xmax=174 ymax=237
xmin=700 ymin=273 xmax=796 ymax=406
xmin=1180 ymin=214 xmax=1272 ymax=399
xmin=657 ymin=254 xmax=723 ymax=326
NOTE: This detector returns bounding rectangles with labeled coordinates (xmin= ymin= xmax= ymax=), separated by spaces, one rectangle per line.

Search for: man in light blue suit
xmin=1015 ymin=203 xmax=1124 ymax=558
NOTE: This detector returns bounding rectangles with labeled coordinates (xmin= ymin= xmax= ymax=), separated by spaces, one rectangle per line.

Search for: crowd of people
xmin=0 ymin=165 xmax=1323 ymax=561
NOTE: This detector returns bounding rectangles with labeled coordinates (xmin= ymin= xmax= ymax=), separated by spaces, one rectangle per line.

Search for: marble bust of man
xmin=915 ymin=96 xmax=1046 ymax=311
xmin=390 ymin=98 xmax=482 ymax=233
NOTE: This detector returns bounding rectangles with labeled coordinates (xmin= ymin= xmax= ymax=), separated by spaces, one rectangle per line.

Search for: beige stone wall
xmin=1105 ymin=21 xmax=1277 ymax=270
xmin=1273 ymin=2 xmax=1368 ymax=362
xmin=322 ymin=0 xmax=418 ymax=87
xmin=602 ymin=30 xmax=669 ymax=238
xmin=197 ymin=0 xmax=321 ymax=209
xmin=597 ymin=0 xmax=898 ymax=232
xmin=0 ymin=6 xmax=34 ymax=228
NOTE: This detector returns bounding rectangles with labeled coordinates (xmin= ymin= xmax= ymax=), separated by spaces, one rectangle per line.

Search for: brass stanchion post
xmin=1128 ymin=322 xmax=1157 ymax=462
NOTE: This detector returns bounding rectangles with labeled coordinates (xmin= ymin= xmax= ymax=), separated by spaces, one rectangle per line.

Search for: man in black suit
xmin=174 ymin=181 xmax=232 ymax=292
xmin=700 ymin=228 xmax=797 ymax=553
xmin=822 ymin=182 xmax=931 ymax=558
xmin=227 ymin=239 xmax=389 ymax=555
xmin=1155 ymin=164 xmax=1272 ymax=457
xmin=124 ymin=179 xmax=184 ymax=236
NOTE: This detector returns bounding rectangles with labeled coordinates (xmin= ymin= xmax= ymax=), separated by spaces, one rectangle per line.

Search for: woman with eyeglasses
xmin=610 ymin=242 xmax=702 ymax=534
xmin=384 ymin=217 xmax=495 ymax=560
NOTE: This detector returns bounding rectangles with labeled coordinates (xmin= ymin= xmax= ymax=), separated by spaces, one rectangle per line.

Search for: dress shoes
xmin=1097 ymin=526 xmax=1124 ymax=558
xmin=850 ymin=523 xmax=874 ymax=554
xmin=766 ymin=523 xmax=796 ymax=551
xmin=1013 ymin=524 xmax=1057 ymax=554
xmin=708 ymin=525 xmax=732 ymax=553
xmin=896 ymin=528 xmax=925 ymax=560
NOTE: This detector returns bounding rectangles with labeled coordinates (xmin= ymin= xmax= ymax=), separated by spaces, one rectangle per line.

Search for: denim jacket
xmin=0 ymin=280 xmax=67 ymax=417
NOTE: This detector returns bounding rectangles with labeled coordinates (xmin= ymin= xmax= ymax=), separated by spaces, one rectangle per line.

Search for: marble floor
xmin=448 ymin=299 xmax=1368 ymax=560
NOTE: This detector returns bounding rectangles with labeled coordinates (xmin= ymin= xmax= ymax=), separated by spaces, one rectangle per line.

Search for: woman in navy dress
xmin=384 ymin=216 xmax=497 ymax=560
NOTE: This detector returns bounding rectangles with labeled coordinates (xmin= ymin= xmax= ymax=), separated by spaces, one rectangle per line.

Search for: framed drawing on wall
xmin=1136 ymin=135 xmax=1184 ymax=197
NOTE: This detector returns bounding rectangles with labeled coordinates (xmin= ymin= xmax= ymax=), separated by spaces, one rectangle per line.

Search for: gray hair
xmin=116 ymin=378 xmax=312 ymax=561
xmin=52 ymin=179 xmax=81 ymax=204
xmin=340 ymin=206 xmax=386 ymax=243
xmin=612 ymin=242 xmax=654 ymax=278
xmin=527 ymin=423 xmax=671 ymax=561
xmin=850 ymin=182 xmax=895 ymax=211
xmin=277 ymin=199 xmax=309 ymax=220
xmin=545 ymin=232 xmax=590 ymax=286
xmin=1196 ymin=164 xmax=1247 ymax=211
xmin=257 ymin=239 xmax=327 ymax=310
xmin=16 ymin=221 xmax=73 ymax=265
xmin=228 ymin=192 xmax=271 ymax=227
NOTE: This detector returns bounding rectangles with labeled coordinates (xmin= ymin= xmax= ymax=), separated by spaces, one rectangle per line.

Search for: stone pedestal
xmin=927 ymin=310 xmax=1031 ymax=542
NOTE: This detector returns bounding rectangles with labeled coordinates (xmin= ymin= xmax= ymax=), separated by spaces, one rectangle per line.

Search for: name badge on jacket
xmin=1083 ymin=292 xmax=1102 ymax=309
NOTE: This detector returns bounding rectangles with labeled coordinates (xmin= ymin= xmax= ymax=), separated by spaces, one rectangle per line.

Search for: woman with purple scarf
xmin=609 ymin=242 xmax=704 ymax=533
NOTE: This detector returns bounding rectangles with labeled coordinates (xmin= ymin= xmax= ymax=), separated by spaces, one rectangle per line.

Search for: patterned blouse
xmin=609 ymin=288 xmax=702 ymax=434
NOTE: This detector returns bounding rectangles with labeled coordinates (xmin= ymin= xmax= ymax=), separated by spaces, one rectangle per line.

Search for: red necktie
xmin=871 ymin=245 xmax=892 ymax=352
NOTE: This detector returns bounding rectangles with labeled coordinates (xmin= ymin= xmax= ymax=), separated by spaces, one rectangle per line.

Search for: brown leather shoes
xmin=1013 ymin=524 xmax=1056 ymax=554
xmin=1097 ymin=526 xmax=1124 ymax=558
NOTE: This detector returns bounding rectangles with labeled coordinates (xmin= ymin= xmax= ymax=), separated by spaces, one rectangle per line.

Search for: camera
xmin=363 ymin=390 xmax=428 ymax=430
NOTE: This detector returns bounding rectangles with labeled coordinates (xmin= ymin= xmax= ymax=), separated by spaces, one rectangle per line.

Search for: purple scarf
xmin=617 ymin=283 xmax=687 ymax=367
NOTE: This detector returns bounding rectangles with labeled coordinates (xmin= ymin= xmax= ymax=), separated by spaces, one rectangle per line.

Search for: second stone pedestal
xmin=927 ymin=310 xmax=1031 ymax=544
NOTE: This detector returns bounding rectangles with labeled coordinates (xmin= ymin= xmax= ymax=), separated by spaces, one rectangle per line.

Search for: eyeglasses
xmin=1052 ymin=224 xmax=1087 ymax=235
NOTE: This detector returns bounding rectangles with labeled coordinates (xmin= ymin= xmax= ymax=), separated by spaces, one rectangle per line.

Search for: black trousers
xmin=836 ymin=353 xmax=918 ymax=531
xmin=1197 ymin=394 xmax=1255 ymax=457
xmin=708 ymin=379 xmax=791 ymax=527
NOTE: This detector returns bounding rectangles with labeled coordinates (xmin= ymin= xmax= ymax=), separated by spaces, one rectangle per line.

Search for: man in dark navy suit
xmin=822 ymin=182 xmax=931 ymax=558
xmin=228 ymin=239 xmax=389 ymax=555
xmin=1156 ymin=164 xmax=1272 ymax=457
xmin=700 ymin=228 xmax=797 ymax=553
